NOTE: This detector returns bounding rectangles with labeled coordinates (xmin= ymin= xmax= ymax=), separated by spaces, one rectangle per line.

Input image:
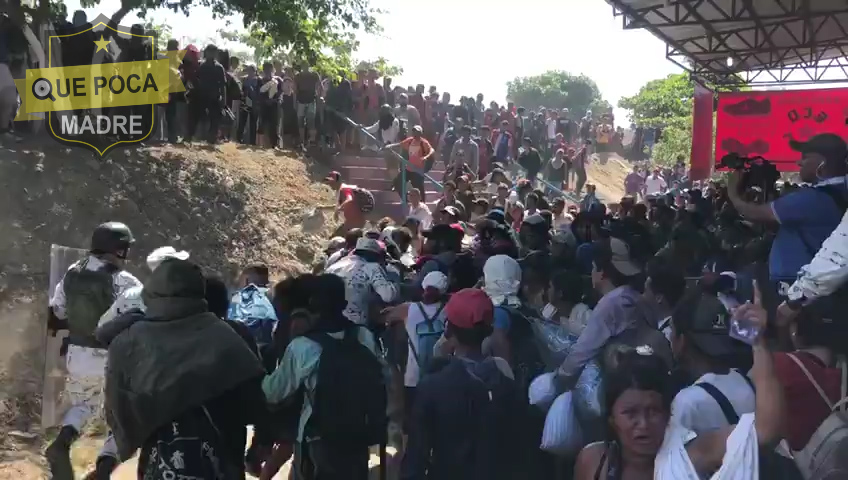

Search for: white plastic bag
xmin=528 ymin=372 xmax=557 ymax=410
xmin=540 ymin=392 xmax=583 ymax=456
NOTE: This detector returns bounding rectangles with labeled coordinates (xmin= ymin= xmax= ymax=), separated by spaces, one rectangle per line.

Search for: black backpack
xmin=305 ymin=326 xmax=387 ymax=447
xmin=497 ymin=305 xmax=546 ymax=393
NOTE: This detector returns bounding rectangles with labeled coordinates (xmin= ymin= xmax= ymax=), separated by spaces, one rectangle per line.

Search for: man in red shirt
xmin=385 ymin=125 xmax=433 ymax=201
xmin=324 ymin=171 xmax=367 ymax=236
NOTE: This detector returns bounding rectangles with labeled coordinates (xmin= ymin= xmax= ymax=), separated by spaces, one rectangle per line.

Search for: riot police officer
xmin=46 ymin=222 xmax=142 ymax=480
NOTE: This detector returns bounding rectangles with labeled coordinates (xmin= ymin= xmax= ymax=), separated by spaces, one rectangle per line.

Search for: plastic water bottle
xmin=727 ymin=297 xmax=761 ymax=345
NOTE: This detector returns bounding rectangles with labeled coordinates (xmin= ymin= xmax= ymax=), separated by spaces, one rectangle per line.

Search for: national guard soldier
xmin=46 ymin=222 xmax=142 ymax=480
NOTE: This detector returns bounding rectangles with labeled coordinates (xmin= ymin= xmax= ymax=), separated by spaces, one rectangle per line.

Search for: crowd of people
xmin=45 ymin=129 xmax=848 ymax=480
xmin=5 ymin=9 xmax=846 ymax=480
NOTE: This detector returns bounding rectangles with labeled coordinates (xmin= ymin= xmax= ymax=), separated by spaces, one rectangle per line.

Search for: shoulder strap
xmin=737 ymin=370 xmax=756 ymax=393
xmin=697 ymin=382 xmax=740 ymax=424
xmin=786 ymin=353 xmax=838 ymax=410
xmin=415 ymin=302 xmax=445 ymax=329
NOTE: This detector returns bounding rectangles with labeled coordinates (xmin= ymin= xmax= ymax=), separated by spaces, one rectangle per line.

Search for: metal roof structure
xmin=607 ymin=0 xmax=848 ymax=87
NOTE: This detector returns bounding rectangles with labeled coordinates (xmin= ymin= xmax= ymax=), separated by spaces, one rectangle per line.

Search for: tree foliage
xmin=618 ymin=73 xmax=694 ymax=129
xmin=618 ymin=73 xmax=695 ymax=166
xmin=506 ymin=70 xmax=605 ymax=116
xmin=218 ymin=26 xmax=402 ymax=79
xmin=10 ymin=0 xmax=385 ymax=76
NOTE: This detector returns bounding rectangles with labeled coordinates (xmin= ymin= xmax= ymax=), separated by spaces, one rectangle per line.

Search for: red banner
xmin=715 ymin=87 xmax=848 ymax=171
xmin=690 ymin=83 xmax=714 ymax=181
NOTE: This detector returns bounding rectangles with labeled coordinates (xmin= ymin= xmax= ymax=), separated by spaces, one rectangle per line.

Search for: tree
xmin=618 ymin=73 xmax=694 ymax=128
xmin=618 ymin=73 xmax=695 ymax=166
xmin=506 ymin=70 xmax=606 ymax=116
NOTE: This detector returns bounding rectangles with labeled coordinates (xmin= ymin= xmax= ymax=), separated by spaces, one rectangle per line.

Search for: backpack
xmin=63 ymin=258 xmax=118 ymax=344
xmin=141 ymin=405 xmax=238 ymax=480
xmin=697 ymin=376 xmax=805 ymax=480
xmin=786 ymin=353 xmax=848 ymax=480
xmin=407 ymin=302 xmax=446 ymax=379
xmin=497 ymin=305 xmax=547 ymax=393
xmin=227 ymin=285 xmax=278 ymax=348
xmin=305 ymin=326 xmax=387 ymax=447
xmin=352 ymin=187 xmax=375 ymax=213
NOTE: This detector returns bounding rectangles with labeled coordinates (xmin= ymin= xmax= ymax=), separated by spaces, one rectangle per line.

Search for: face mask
xmin=542 ymin=303 xmax=558 ymax=321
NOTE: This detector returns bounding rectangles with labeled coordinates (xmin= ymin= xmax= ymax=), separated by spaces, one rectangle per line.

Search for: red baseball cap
xmin=444 ymin=288 xmax=494 ymax=329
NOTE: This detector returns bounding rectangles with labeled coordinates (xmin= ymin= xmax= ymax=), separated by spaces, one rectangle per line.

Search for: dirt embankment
xmin=0 ymin=141 xmax=338 ymax=478
xmin=585 ymin=152 xmax=632 ymax=204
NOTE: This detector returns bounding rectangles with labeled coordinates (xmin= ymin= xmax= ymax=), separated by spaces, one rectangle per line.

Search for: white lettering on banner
xmin=60 ymin=115 xmax=144 ymax=136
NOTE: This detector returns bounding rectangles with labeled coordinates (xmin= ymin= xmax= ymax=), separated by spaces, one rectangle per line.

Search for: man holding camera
xmin=726 ymin=133 xmax=848 ymax=295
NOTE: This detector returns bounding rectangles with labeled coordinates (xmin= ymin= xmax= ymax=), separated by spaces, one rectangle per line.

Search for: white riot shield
xmin=41 ymin=244 xmax=87 ymax=428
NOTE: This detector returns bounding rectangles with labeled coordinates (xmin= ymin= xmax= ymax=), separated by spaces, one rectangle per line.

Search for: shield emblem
xmin=46 ymin=15 xmax=161 ymax=158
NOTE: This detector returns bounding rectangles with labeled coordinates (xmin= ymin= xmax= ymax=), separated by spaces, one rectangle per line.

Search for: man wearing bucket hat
xmin=326 ymin=237 xmax=399 ymax=326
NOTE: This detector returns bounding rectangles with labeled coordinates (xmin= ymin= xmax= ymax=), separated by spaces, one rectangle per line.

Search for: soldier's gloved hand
xmin=47 ymin=307 xmax=69 ymax=332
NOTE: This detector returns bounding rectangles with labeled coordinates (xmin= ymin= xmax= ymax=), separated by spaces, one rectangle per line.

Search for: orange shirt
xmin=400 ymin=137 xmax=433 ymax=169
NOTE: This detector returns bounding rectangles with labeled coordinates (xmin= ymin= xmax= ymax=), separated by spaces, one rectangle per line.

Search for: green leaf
xmin=506 ymin=70 xmax=606 ymax=116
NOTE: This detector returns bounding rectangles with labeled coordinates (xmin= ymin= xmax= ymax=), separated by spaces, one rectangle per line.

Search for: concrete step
xmin=337 ymin=156 xmax=448 ymax=178
xmin=352 ymin=177 xmax=442 ymax=194
xmin=339 ymin=165 xmax=445 ymax=182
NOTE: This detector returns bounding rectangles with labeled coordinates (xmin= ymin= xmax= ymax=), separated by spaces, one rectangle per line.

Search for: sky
xmin=63 ymin=0 xmax=684 ymax=121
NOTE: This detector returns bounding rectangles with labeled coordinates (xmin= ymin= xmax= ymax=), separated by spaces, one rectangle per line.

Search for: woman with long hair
xmin=574 ymin=284 xmax=786 ymax=479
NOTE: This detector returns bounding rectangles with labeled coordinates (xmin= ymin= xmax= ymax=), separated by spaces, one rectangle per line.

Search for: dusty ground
xmin=585 ymin=152 xmax=631 ymax=204
xmin=0 ymin=140 xmax=339 ymax=479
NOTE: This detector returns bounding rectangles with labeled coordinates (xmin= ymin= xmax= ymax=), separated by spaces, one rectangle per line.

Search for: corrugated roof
xmin=608 ymin=0 xmax=848 ymax=85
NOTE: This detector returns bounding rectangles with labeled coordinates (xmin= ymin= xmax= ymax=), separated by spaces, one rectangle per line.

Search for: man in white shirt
xmin=669 ymin=290 xmax=755 ymax=433
xmin=644 ymin=168 xmax=668 ymax=196
xmin=407 ymin=187 xmax=432 ymax=230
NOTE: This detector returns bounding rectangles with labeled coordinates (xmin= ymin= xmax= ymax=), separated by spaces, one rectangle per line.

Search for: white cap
xmin=146 ymin=246 xmax=190 ymax=272
xmin=422 ymin=271 xmax=449 ymax=293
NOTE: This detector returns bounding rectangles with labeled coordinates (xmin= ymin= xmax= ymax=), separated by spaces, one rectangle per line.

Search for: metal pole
xmin=400 ymin=162 xmax=408 ymax=215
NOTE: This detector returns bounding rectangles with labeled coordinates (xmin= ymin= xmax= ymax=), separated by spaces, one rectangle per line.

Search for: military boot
xmin=45 ymin=425 xmax=78 ymax=480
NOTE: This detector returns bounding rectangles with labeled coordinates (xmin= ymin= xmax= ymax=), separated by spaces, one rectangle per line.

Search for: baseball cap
xmin=671 ymin=291 xmax=750 ymax=357
xmin=608 ymin=237 xmax=642 ymax=276
xmin=323 ymin=171 xmax=342 ymax=182
xmin=790 ymin=133 xmax=848 ymax=163
xmin=422 ymin=271 xmax=449 ymax=293
xmin=411 ymin=125 xmax=423 ymax=134
xmin=441 ymin=205 xmax=461 ymax=217
xmin=444 ymin=288 xmax=494 ymax=329
xmin=146 ymin=246 xmax=190 ymax=272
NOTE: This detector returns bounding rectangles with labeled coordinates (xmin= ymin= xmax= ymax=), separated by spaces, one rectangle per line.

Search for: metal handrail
xmin=325 ymin=106 xmax=443 ymax=213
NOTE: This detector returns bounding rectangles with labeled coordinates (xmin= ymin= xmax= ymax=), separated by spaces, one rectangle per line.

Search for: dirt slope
xmin=585 ymin=152 xmax=632 ymax=204
xmin=0 ymin=141 xmax=338 ymax=478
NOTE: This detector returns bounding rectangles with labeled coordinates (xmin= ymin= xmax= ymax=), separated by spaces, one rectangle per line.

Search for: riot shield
xmin=41 ymin=244 xmax=88 ymax=429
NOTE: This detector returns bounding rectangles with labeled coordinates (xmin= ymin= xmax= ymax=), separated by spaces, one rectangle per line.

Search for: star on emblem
xmin=94 ymin=35 xmax=111 ymax=52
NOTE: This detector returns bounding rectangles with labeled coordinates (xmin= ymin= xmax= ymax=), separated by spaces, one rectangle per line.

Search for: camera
xmin=717 ymin=153 xmax=781 ymax=197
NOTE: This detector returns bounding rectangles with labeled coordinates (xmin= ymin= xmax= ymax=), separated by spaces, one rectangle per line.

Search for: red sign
xmin=715 ymin=87 xmax=848 ymax=172
xmin=690 ymin=83 xmax=714 ymax=181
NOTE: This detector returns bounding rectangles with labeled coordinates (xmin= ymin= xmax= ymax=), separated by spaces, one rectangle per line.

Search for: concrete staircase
xmin=335 ymin=152 xmax=444 ymax=220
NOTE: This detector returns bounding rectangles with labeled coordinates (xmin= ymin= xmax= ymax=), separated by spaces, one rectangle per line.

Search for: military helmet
xmin=90 ymin=222 xmax=135 ymax=259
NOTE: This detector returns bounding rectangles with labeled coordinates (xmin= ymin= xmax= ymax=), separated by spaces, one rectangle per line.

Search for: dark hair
xmin=344 ymin=228 xmax=363 ymax=248
xmin=445 ymin=321 xmax=493 ymax=347
xmin=309 ymin=274 xmax=348 ymax=315
xmin=796 ymin=299 xmax=848 ymax=355
xmin=391 ymin=227 xmax=413 ymax=249
xmin=646 ymin=258 xmax=685 ymax=308
xmin=217 ymin=48 xmax=230 ymax=70
xmin=551 ymin=270 xmax=585 ymax=306
xmin=604 ymin=347 xmax=672 ymax=423
xmin=444 ymin=180 xmax=457 ymax=190
xmin=632 ymin=203 xmax=648 ymax=219
xmin=538 ymin=209 xmax=553 ymax=230
xmin=204 ymin=275 xmax=231 ymax=319
xmin=377 ymin=217 xmax=395 ymax=232
xmin=242 ymin=264 xmax=270 ymax=286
